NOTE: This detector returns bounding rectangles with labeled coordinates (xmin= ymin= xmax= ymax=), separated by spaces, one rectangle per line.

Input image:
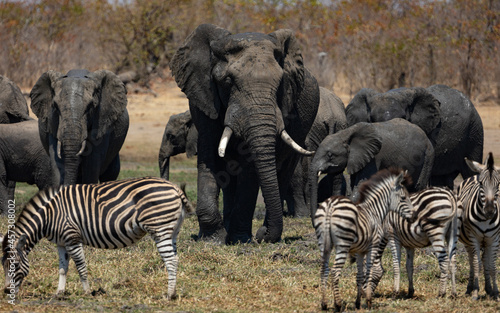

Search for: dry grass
xmin=1 ymin=163 xmax=500 ymax=312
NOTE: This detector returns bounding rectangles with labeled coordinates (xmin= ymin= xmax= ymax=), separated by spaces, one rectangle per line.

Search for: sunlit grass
xmin=1 ymin=159 xmax=500 ymax=312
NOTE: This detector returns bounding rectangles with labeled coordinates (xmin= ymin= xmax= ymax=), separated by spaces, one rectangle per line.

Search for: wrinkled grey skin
xmin=0 ymin=75 xmax=31 ymax=123
xmin=0 ymin=75 xmax=33 ymax=201
xmin=30 ymin=69 xmax=129 ymax=187
xmin=159 ymin=110 xmax=198 ymax=180
xmin=285 ymin=87 xmax=348 ymax=217
xmin=345 ymin=85 xmax=483 ymax=188
xmin=171 ymin=24 xmax=319 ymax=244
xmin=0 ymin=120 xmax=52 ymax=213
xmin=309 ymin=118 xmax=434 ymax=217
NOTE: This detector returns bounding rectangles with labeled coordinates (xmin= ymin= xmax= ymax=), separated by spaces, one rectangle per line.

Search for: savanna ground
xmin=0 ymin=78 xmax=499 ymax=312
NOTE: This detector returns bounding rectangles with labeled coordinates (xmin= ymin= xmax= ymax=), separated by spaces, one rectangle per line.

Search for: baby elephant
xmin=159 ymin=110 xmax=197 ymax=180
xmin=0 ymin=120 xmax=52 ymax=213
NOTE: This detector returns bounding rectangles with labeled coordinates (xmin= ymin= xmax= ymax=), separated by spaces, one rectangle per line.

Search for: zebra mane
xmin=487 ymin=152 xmax=494 ymax=176
xmin=357 ymin=168 xmax=412 ymax=204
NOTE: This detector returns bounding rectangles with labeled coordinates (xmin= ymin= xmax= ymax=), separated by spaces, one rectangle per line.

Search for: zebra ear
xmin=465 ymin=157 xmax=484 ymax=173
xmin=395 ymin=170 xmax=406 ymax=187
xmin=16 ymin=234 xmax=27 ymax=251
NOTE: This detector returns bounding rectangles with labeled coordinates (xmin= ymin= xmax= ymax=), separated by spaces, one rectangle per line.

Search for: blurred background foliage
xmin=0 ymin=0 xmax=499 ymax=100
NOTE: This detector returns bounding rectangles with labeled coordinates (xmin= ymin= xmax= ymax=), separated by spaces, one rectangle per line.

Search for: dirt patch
xmin=124 ymin=79 xmax=500 ymax=164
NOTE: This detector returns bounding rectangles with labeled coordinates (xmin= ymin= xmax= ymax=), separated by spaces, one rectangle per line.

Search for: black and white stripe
xmin=457 ymin=152 xmax=500 ymax=300
xmin=373 ymin=187 xmax=459 ymax=298
xmin=1 ymin=177 xmax=193 ymax=299
xmin=313 ymin=168 xmax=414 ymax=311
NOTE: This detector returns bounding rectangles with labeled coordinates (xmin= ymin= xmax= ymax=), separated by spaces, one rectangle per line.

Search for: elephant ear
xmin=345 ymin=88 xmax=378 ymax=126
xmin=0 ymin=75 xmax=30 ymax=122
xmin=87 ymin=70 xmax=128 ymax=139
xmin=30 ymin=70 xmax=64 ymax=133
xmin=170 ymin=24 xmax=231 ymax=120
xmin=345 ymin=123 xmax=382 ymax=175
xmin=408 ymin=87 xmax=441 ymax=139
xmin=269 ymin=29 xmax=304 ymax=91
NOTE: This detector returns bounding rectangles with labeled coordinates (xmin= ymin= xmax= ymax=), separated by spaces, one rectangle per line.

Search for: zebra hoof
xmin=321 ymin=301 xmax=328 ymax=311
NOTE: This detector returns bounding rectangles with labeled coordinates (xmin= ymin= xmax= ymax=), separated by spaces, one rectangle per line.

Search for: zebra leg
xmin=446 ymin=221 xmax=458 ymax=298
xmin=332 ymin=249 xmax=348 ymax=311
xmin=320 ymin=248 xmax=333 ymax=310
xmin=483 ymin=240 xmax=499 ymax=299
xmin=154 ymin=234 xmax=179 ymax=300
xmin=66 ymin=243 xmax=90 ymax=293
xmin=355 ymin=254 xmax=366 ymax=310
xmin=464 ymin=244 xmax=480 ymax=300
xmin=430 ymin=236 xmax=449 ymax=297
xmin=56 ymin=246 xmax=70 ymax=295
xmin=370 ymin=234 xmax=388 ymax=293
xmin=388 ymin=234 xmax=402 ymax=296
xmin=405 ymin=248 xmax=415 ymax=298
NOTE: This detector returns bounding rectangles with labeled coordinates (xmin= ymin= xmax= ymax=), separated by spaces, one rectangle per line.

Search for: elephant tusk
xmin=76 ymin=140 xmax=87 ymax=157
xmin=317 ymin=171 xmax=322 ymax=178
xmin=280 ymin=130 xmax=315 ymax=156
xmin=218 ymin=127 xmax=233 ymax=158
xmin=57 ymin=141 xmax=62 ymax=159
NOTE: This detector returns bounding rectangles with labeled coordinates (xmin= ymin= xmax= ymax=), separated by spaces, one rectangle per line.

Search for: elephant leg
xmin=226 ymin=162 xmax=259 ymax=244
xmin=0 ymin=160 xmax=11 ymax=214
xmin=99 ymin=154 xmax=121 ymax=182
xmin=289 ymin=157 xmax=308 ymax=217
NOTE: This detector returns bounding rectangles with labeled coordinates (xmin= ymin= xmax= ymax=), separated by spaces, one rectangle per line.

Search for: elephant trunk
xmin=244 ymin=116 xmax=283 ymax=243
xmin=308 ymin=162 xmax=320 ymax=225
xmin=160 ymin=157 xmax=170 ymax=180
xmin=60 ymin=126 xmax=85 ymax=185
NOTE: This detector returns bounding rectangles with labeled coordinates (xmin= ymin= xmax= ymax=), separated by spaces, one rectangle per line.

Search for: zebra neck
xmin=357 ymin=190 xmax=391 ymax=222
xmin=14 ymin=188 xmax=59 ymax=253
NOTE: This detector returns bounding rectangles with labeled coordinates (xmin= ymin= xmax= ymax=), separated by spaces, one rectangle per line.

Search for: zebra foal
xmin=373 ymin=187 xmax=460 ymax=298
xmin=313 ymin=168 xmax=414 ymax=311
xmin=1 ymin=177 xmax=193 ymax=299
xmin=457 ymin=152 xmax=500 ymax=300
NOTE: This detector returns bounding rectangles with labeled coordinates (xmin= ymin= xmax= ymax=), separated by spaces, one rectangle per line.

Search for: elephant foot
xmin=197 ymin=227 xmax=227 ymax=244
xmin=255 ymin=226 xmax=281 ymax=243
xmin=226 ymin=233 xmax=252 ymax=245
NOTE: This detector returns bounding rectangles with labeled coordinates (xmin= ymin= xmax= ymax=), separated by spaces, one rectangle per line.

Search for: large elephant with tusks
xmin=171 ymin=24 xmax=319 ymax=244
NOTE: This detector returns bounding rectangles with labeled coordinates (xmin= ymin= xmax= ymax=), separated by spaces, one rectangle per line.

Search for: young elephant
xmin=309 ymin=118 xmax=434 ymax=216
xmin=0 ymin=120 xmax=52 ymax=213
xmin=159 ymin=110 xmax=198 ymax=180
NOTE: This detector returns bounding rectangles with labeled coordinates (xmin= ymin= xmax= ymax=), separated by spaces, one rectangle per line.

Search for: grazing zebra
xmin=457 ymin=152 xmax=500 ymax=300
xmin=1 ymin=177 xmax=193 ymax=299
xmin=372 ymin=187 xmax=460 ymax=298
xmin=313 ymin=168 xmax=414 ymax=311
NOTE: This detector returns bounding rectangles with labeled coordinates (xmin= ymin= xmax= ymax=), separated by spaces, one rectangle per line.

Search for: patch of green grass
xmin=2 ymin=162 xmax=500 ymax=312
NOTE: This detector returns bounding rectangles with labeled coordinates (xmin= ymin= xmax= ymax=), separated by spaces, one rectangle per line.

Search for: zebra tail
xmin=179 ymin=183 xmax=195 ymax=215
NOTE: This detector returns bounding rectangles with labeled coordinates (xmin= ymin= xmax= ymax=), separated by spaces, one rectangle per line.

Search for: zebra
xmin=313 ymin=168 xmax=414 ymax=311
xmin=457 ymin=152 xmax=500 ymax=300
xmin=371 ymin=186 xmax=460 ymax=298
xmin=1 ymin=177 xmax=194 ymax=299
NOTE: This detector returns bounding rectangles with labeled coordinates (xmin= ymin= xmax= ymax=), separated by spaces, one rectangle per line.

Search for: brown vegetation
xmin=1 ymin=0 xmax=499 ymax=101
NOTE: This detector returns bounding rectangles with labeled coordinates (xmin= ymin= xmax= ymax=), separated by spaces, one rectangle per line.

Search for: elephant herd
xmin=161 ymin=24 xmax=484 ymax=244
xmin=0 ymin=24 xmax=484 ymax=248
